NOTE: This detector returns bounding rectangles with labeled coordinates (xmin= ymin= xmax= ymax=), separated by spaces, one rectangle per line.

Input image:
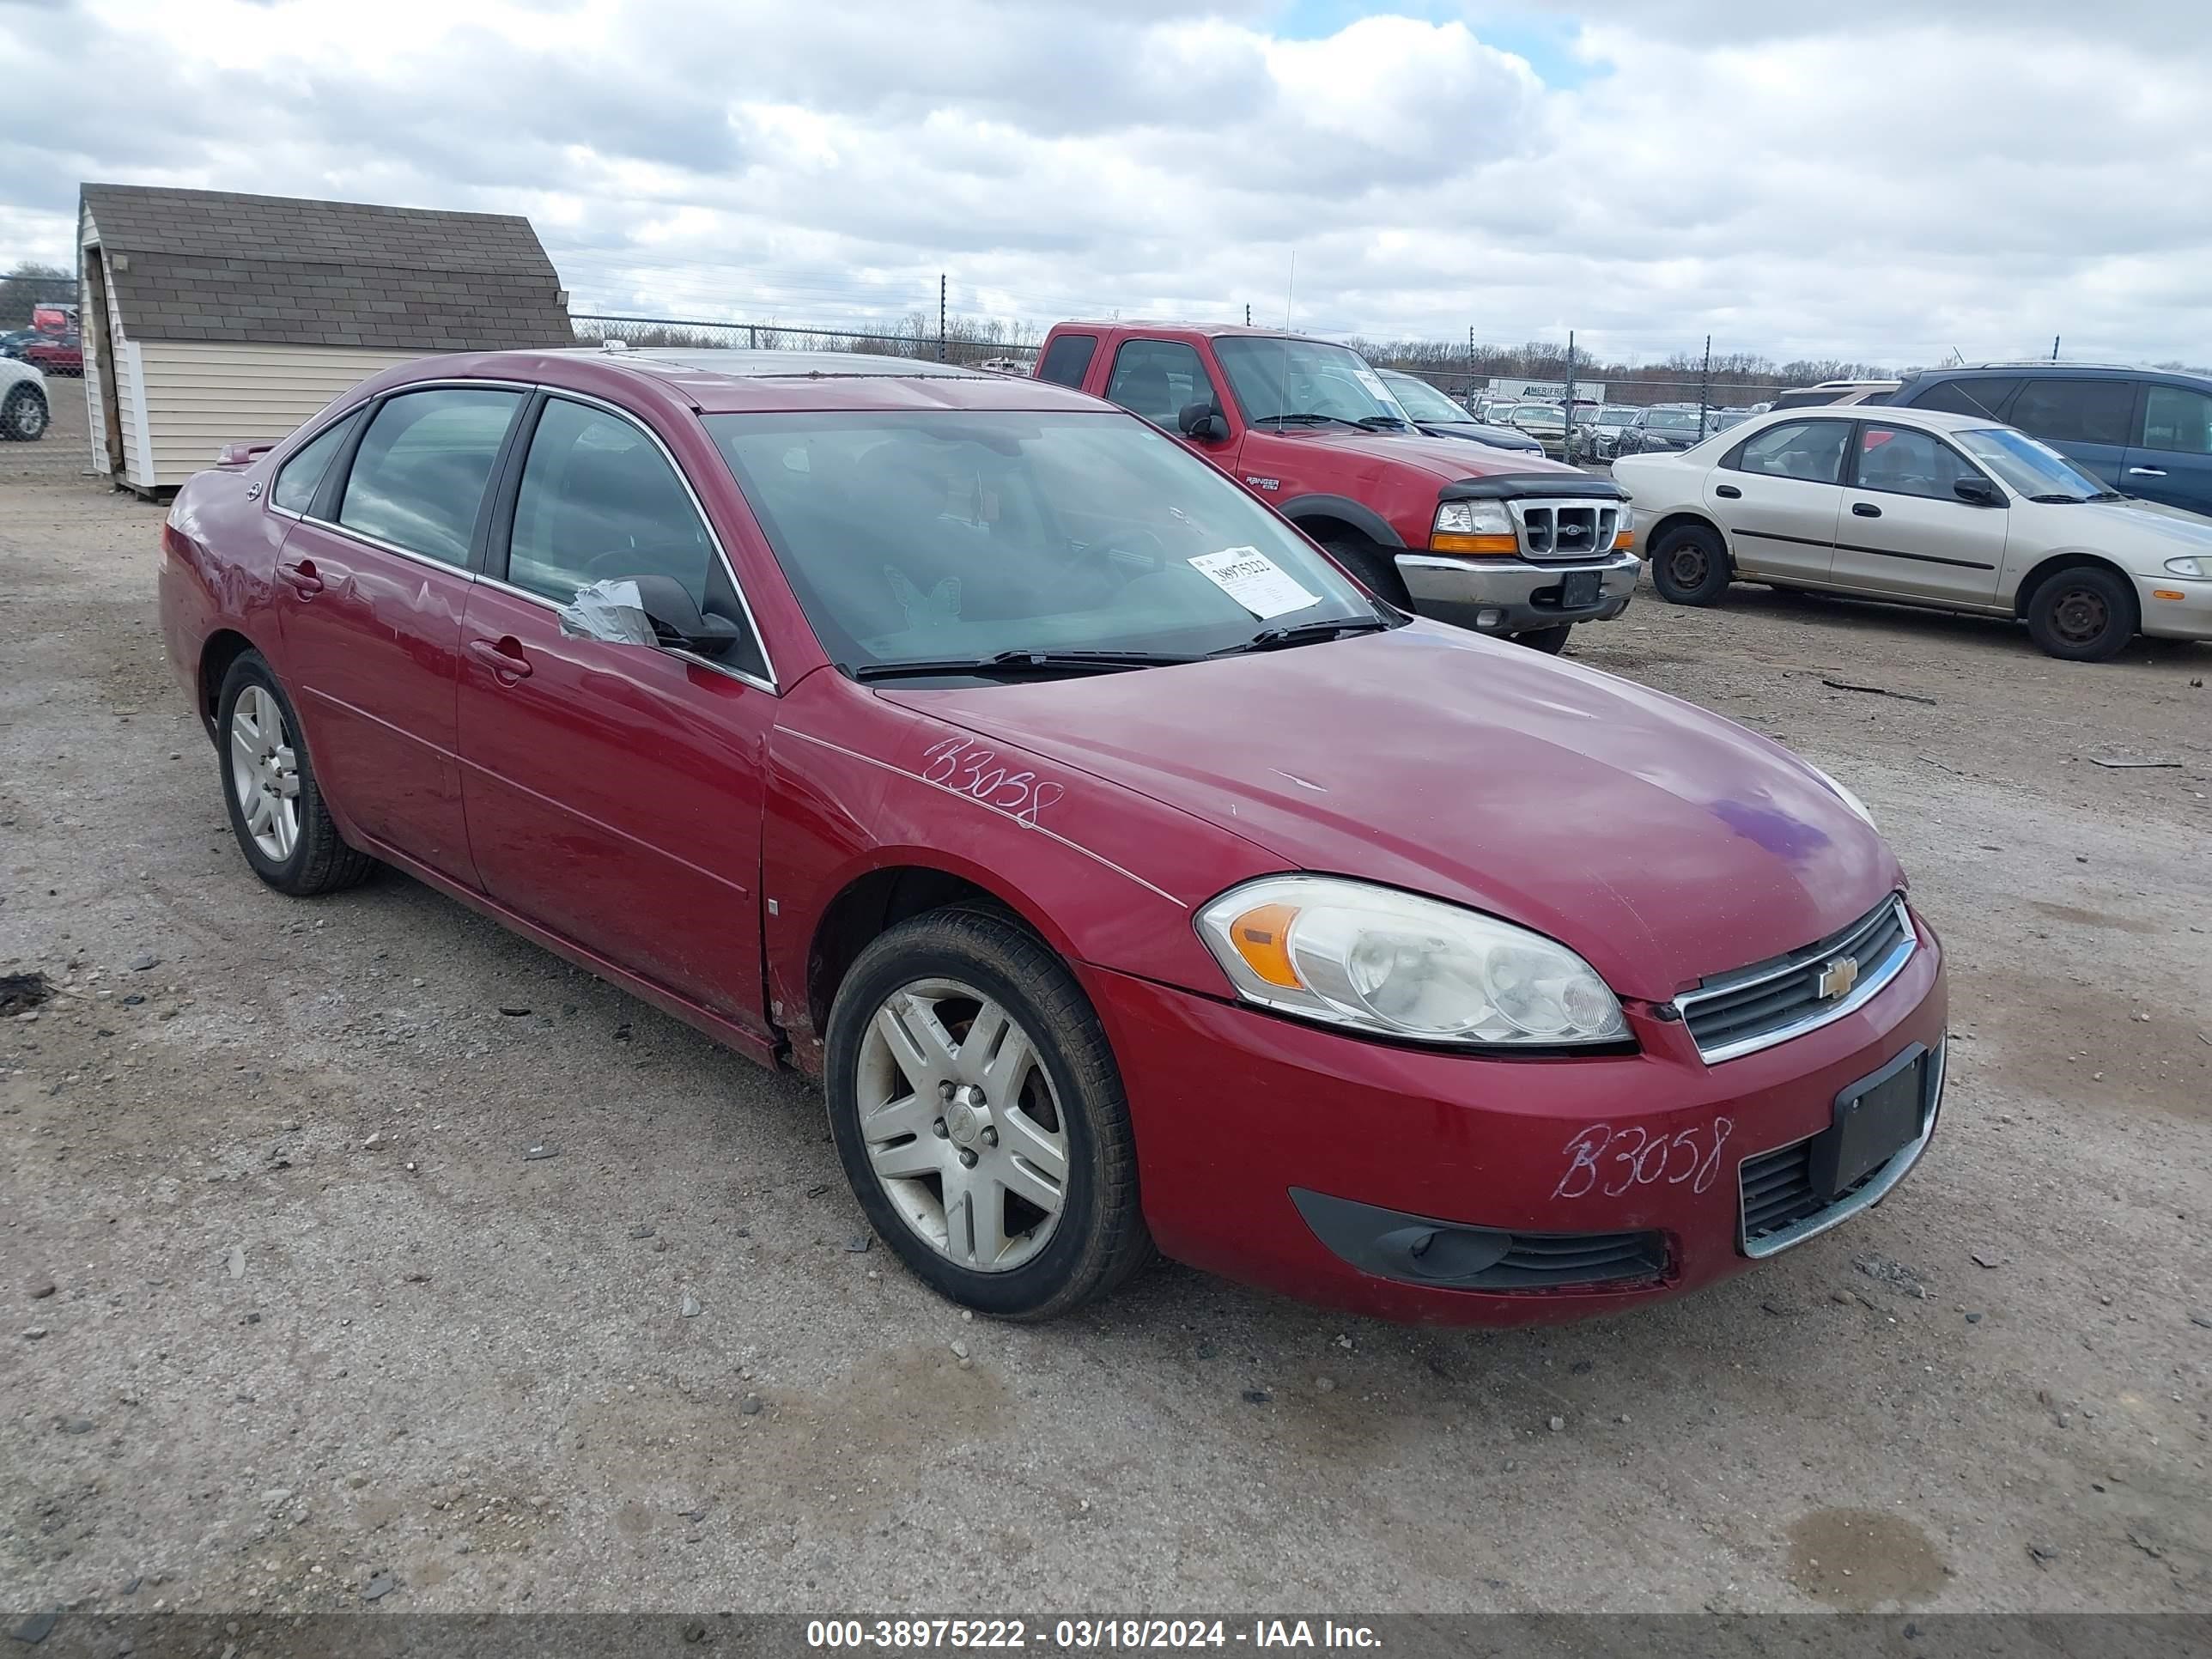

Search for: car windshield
xmin=1516 ymin=405 xmax=1563 ymax=424
xmin=1599 ymin=407 xmax=1635 ymax=425
xmin=1212 ymin=337 xmax=1411 ymax=428
xmin=1646 ymin=410 xmax=1699 ymax=430
xmin=1954 ymin=426 xmax=2109 ymax=501
xmin=706 ymin=410 xmax=1383 ymax=675
xmin=1379 ymin=374 xmax=1468 ymax=424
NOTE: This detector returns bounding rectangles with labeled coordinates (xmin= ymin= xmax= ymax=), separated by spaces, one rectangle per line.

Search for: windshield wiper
xmin=1352 ymin=414 xmax=1410 ymax=429
xmin=2026 ymin=493 xmax=2087 ymax=504
xmin=2086 ymin=489 xmax=2127 ymax=501
xmin=1251 ymin=412 xmax=1364 ymax=430
xmin=1211 ymin=617 xmax=1395 ymax=655
xmin=851 ymin=648 xmax=1200 ymax=683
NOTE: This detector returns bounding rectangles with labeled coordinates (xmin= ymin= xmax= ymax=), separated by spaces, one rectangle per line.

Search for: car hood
xmin=2076 ymin=495 xmax=2212 ymax=546
xmin=880 ymin=624 xmax=1900 ymax=1000
xmin=1264 ymin=424 xmax=1584 ymax=483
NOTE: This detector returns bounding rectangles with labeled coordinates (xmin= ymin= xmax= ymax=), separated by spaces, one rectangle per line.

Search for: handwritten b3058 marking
xmin=1553 ymin=1118 xmax=1734 ymax=1200
xmin=920 ymin=736 xmax=1065 ymax=825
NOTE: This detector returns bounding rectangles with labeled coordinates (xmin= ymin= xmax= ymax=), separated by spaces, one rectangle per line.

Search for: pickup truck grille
xmin=1510 ymin=497 xmax=1626 ymax=561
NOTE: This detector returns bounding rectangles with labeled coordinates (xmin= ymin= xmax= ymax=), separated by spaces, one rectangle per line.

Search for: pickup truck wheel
xmin=216 ymin=653 xmax=376 ymax=896
xmin=1 ymin=383 xmax=46 ymax=442
xmin=825 ymin=907 xmax=1155 ymax=1322
xmin=2026 ymin=564 xmax=2137 ymax=662
xmin=1650 ymin=523 xmax=1732 ymax=606
xmin=1322 ymin=538 xmax=1410 ymax=608
xmin=1511 ymin=623 xmax=1572 ymax=653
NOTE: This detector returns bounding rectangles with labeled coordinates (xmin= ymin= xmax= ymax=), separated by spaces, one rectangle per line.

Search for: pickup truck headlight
xmin=1431 ymin=501 xmax=1517 ymax=556
xmin=2164 ymin=556 xmax=2210 ymax=578
xmin=1196 ymin=876 xmax=1627 ymax=1046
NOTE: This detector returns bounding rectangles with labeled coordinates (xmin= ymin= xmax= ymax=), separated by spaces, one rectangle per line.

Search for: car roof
xmin=1745 ymin=404 xmax=1997 ymax=435
xmin=1911 ymin=361 xmax=2212 ymax=388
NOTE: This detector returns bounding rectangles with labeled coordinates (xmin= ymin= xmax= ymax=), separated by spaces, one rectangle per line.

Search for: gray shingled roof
xmin=80 ymin=184 xmax=572 ymax=350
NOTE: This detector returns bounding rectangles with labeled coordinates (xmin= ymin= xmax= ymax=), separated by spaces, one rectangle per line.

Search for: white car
xmin=0 ymin=356 xmax=48 ymax=442
xmin=1613 ymin=405 xmax=2212 ymax=660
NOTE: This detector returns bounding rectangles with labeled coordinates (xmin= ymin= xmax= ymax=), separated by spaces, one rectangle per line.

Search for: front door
xmin=1828 ymin=423 xmax=2008 ymax=605
xmin=2123 ymin=382 xmax=2212 ymax=517
xmin=1709 ymin=418 xmax=1850 ymax=583
xmin=455 ymin=393 xmax=777 ymax=1036
xmin=273 ymin=384 xmax=526 ymax=881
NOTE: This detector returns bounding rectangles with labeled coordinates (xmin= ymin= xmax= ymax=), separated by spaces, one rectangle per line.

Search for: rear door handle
xmin=2129 ymin=466 xmax=2166 ymax=477
xmin=1715 ymin=483 xmax=1742 ymax=499
xmin=467 ymin=637 xmax=533 ymax=682
xmin=275 ymin=558 xmax=322 ymax=596
xmin=1851 ymin=502 xmax=1882 ymax=518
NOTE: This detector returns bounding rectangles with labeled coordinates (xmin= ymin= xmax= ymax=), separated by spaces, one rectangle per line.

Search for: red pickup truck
xmin=1035 ymin=321 xmax=1638 ymax=650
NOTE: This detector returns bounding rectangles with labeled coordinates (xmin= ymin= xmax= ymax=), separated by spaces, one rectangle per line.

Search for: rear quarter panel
xmin=160 ymin=462 xmax=294 ymax=727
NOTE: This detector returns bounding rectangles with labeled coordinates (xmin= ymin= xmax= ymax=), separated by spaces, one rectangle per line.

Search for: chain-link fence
xmin=1 ymin=272 xmax=77 ymax=332
xmin=574 ymin=313 xmax=1039 ymax=371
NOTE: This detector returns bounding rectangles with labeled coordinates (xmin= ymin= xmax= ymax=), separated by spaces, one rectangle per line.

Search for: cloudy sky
xmin=2 ymin=0 xmax=2203 ymax=366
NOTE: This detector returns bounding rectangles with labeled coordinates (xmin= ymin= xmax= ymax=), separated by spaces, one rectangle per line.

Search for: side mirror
xmin=626 ymin=574 xmax=745 ymax=657
xmin=1178 ymin=402 xmax=1230 ymax=442
xmin=1953 ymin=477 xmax=2003 ymax=507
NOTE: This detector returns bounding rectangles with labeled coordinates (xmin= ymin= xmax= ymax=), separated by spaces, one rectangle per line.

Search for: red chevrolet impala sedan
xmin=159 ymin=348 xmax=1947 ymax=1325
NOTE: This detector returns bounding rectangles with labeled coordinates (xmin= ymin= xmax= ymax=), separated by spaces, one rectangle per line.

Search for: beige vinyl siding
xmin=134 ymin=342 xmax=422 ymax=489
xmin=116 ymin=341 xmax=151 ymax=487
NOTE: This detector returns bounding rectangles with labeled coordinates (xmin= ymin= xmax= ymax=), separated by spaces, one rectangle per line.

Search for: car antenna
xmin=1277 ymin=249 xmax=1296 ymax=424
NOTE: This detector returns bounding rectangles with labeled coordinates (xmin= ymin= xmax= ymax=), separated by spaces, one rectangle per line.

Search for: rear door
xmin=455 ymin=392 xmax=777 ymax=1037
xmin=1708 ymin=418 xmax=1850 ymax=583
xmin=2002 ymin=377 xmax=2136 ymax=490
xmin=2122 ymin=381 xmax=2212 ymax=516
xmin=1828 ymin=422 xmax=2008 ymax=605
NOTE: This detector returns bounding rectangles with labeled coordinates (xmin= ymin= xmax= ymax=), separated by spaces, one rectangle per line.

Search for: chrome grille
xmin=1675 ymin=896 xmax=1915 ymax=1064
xmin=1510 ymin=497 xmax=1625 ymax=561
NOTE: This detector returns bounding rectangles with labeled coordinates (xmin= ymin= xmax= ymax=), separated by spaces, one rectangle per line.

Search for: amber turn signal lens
xmin=1613 ymin=529 xmax=1634 ymax=550
xmin=2152 ymin=588 xmax=2185 ymax=601
xmin=1226 ymin=902 xmax=1303 ymax=988
xmin=1428 ymin=532 xmax=1520 ymax=555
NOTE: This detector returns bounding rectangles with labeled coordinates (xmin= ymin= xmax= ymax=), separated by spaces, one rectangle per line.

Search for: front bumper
xmin=2136 ymin=573 xmax=2212 ymax=641
xmin=1082 ymin=912 xmax=1946 ymax=1326
xmin=1395 ymin=547 xmax=1638 ymax=634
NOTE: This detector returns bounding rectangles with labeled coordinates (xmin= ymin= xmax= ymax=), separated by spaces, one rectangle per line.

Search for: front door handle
xmin=467 ymin=637 xmax=533 ymax=682
xmin=275 ymin=558 xmax=323 ymax=596
xmin=1851 ymin=502 xmax=1882 ymax=518
xmin=1715 ymin=483 xmax=1742 ymax=499
xmin=2129 ymin=466 xmax=2167 ymax=477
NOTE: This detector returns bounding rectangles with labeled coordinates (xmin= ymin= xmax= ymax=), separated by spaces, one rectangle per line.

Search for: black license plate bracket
xmin=1810 ymin=1045 xmax=1928 ymax=1200
xmin=1559 ymin=570 xmax=1602 ymax=609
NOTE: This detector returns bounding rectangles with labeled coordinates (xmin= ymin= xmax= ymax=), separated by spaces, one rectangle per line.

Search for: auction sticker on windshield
xmin=1190 ymin=547 xmax=1319 ymax=618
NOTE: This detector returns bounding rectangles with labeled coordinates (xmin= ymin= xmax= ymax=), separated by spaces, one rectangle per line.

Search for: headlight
xmin=1808 ymin=763 xmax=1877 ymax=830
xmin=1195 ymin=876 xmax=1627 ymax=1046
xmin=2164 ymin=556 xmax=2210 ymax=578
xmin=1433 ymin=501 xmax=1510 ymax=538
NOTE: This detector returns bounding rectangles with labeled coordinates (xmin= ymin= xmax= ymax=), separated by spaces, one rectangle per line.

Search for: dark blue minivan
xmin=1888 ymin=363 xmax=2212 ymax=520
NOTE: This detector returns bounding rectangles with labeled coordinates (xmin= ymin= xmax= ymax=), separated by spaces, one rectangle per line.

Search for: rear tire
xmin=2026 ymin=564 xmax=2136 ymax=662
xmin=1511 ymin=623 xmax=1572 ymax=653
xmin=1322 ymin=537 xmax=1410 ymax=608
xmin=1 ymin=383 xmax=46 ymax=442
xmin=216 ymin=652 xmax=375 ymax=896
xmin=1649 ymin=523 xmax=1732 ymax=605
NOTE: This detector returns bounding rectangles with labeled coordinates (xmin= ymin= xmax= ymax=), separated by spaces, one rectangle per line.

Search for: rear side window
xmin=338 ymin=387 xmax=524 ymax=566
xmin=1730 ymin=420 xmax=1848 ymax=483
xmin=2141 ymin=385 xmax=2212 ymax=455
xmin=270 ymin=412 xmax=360 ymax=515
xmin=1036 ymin=333 xmax=1098 ymax=388
xmin=2008 ymin=379 xmax=2135 ymax=447
xmin=1105 ymin=339 xmax=1210 ymax=428
xmin=1908 ymin=376 xmax=2021 ymax=421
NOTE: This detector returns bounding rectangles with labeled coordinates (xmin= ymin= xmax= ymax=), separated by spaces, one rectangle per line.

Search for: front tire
xmin=1649 ymin=522 xmax=1732 ymax=605
xmin=825 ymin=908 xmax=1153 ymax=1321
xmin=1511 ymin=623 xmax=1572 ymax=653
xmin=2026 ymin=564 xmax=2137 ymax=662
xmin=1 ymin=383 xmax=46 ymax=442
xmin=1322 ymin=537 xmax=1410 ymax=608
xmin=216 ymin=652 xmax=375 ymax=896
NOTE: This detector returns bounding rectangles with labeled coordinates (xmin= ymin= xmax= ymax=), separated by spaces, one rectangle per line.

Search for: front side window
xmin=2141 ymin=385 xmax=2212 ymax=455
xmin=507 ymin=398 xmax=716 ymax=605
xmin=271 ymin=411 xmax=361 ymax=515
xmin=1036 ymin=333 xmax=1098 ymax=389
xmin=2008 ymin=379 xmax=2135 ymax=447
xmin=1852 ymin=426 xmax=1978 ymax=500
xmin=1212 ymin=337 xmax=1409 ymax=429
xmin=1731 ymin=420 xmax=1849 ymax=483
xmin=707 ymin=410 xmax=1380 ymax=674
xmin=337 ymin=387 xmax=523 ymax=565
xmin=1104 ymin=339 xmax=1212 ymax=429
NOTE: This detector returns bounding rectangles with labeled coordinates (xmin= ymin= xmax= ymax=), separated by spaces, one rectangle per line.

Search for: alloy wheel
xmin=856 ymin=976 xmax=1069 ymax=1273
xmin=228 ymin=684 xmax=301 ymax=861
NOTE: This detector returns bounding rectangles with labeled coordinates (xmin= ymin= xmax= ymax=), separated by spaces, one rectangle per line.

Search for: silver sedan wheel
xmin=857 ymin=976 xmax=1069 ymax=1273
xmin=229 ymin=684 xmax=301 ymax=862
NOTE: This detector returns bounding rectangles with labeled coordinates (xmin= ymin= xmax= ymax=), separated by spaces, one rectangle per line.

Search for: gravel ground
xmin=3 ymin=387 xmax=2209 ymax=1619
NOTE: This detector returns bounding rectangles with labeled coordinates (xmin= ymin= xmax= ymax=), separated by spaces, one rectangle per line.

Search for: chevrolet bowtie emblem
xmin=1816 ymin=956 xmax=1860 ymax=1001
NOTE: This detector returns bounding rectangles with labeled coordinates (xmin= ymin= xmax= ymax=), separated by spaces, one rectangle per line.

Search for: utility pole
xmin=1699 ymin=334 xmax=1712 ymax=438
xmin=2051 ymin=334 xmax=2061 ymax=362
xmin=1563 ymin=331 xmax=1577 ymax=465
xmin=1245 ymin=304 xmax=1251 ymax=326
xmin=938 ymin=273 xmax=947 ymax=362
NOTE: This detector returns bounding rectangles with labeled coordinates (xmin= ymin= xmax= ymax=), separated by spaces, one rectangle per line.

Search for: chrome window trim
xmin=270 ymin=377 xmax=780 ymax=696
xmin=1675 ymin=896 xmax=1917 ymax=1065
xmin=1738 ymin=1040 xmax=1945 ymax=1260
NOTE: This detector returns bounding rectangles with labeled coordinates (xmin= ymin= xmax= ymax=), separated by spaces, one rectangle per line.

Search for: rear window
xmin=1036 ymin=333 xmax=1098 ymax=388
